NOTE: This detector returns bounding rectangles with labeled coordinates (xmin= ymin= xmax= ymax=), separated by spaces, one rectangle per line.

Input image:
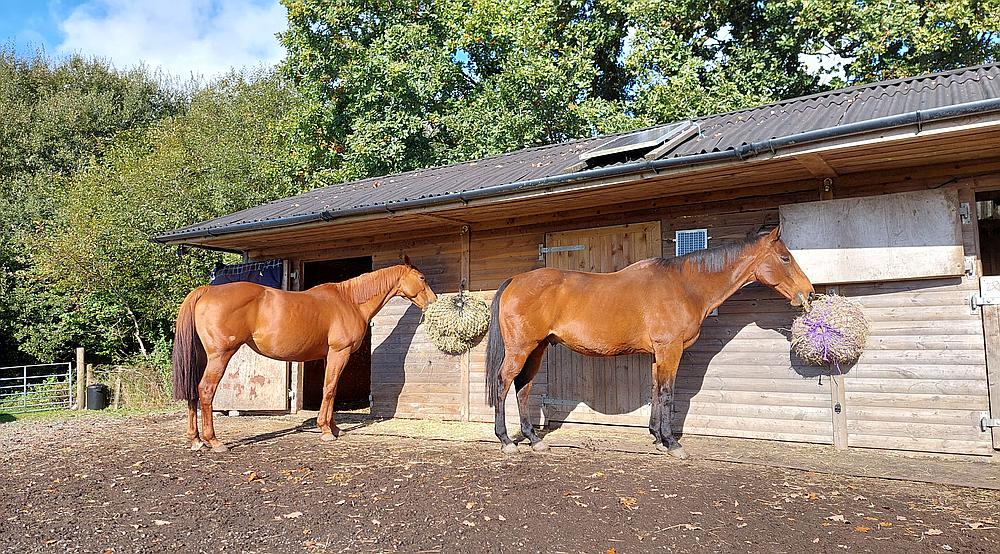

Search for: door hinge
xmin=981 ymin=415 xmax=1000 ymax=432
xmin=538 ymin=243 xmax=586 ymax=261
xmin=959 ymin=202 xmax=972 ymax=225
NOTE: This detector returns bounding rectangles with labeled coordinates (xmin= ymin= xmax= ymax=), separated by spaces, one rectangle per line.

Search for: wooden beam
xmin=795 ymin=153 xmax=839 ymax=177
xmin=460 ymin=225 xmax=471 ymax=421
xmin=417 ymin=213 xmax=469 ymax=225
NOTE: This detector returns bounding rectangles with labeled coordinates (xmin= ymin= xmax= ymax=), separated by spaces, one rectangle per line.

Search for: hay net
xmin=790 ymin=294 xmax=870 ymax=367
xmin=422 ymin=292 xmax=490 ymax=354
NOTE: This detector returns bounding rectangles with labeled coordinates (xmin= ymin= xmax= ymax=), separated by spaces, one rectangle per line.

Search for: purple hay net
xmin=800 ymin=307 xmax=845 ymax=364
xmin=791 ymin=295 xmax=868 ymax=368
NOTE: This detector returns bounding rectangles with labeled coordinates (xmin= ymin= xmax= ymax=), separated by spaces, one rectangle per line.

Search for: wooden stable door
xmin=979 ymin=276 xmax=1000 ymax=450
xmin=213 ymin=262 xmax=291 ymax=412
xmin=542 ymin=221 xmax=662 ymax=425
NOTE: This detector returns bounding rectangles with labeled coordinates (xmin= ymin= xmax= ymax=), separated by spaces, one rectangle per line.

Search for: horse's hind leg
xmin=187 ymin=401 xmax=203 ymax=451
xmin=199 ymin=350 xmax=237 ymax=453
xmin=514 ymin=343 xmax=548 ymax=452
xmin=652 ymin=341 xmax=688 ymax=459
xmin=495 ymin=345 xmax=534 ymax=454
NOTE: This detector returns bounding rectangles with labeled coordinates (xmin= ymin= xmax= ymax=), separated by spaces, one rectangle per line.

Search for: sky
xmin=0 ymin=0 xmax=286 ymax=79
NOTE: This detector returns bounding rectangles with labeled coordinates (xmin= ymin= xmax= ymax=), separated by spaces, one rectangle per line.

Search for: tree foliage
xmin=2 ymin=1 xmax=998 ymax=366
xmin=1 ymin=54 xmax=305 ymax=364
xmin=281 ymin=0 xmax=999 ymax=185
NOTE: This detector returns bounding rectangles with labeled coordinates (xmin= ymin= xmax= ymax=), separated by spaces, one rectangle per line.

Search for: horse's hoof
xmin=531 ymin=441 xmax=549 ymax=452
xmin=501 ymin=443 xmax=519 ymax=455
xmin=320 ymin=433 xmax=337 ymax=442
xmin=190 ymin=440 xmax=204 ymax=452
xmin=330 ymin=426 xmax=343 ymax=438
xmin=211 ymin=443 xmax=229 ymax=453
xmin=671 ymin=449 xmax=690 ymax=460
xmin=655 ymin=444 xmax=689 ymax=459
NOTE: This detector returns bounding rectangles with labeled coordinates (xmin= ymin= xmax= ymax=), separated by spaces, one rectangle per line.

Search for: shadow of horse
xmin=369 ymin=302 xmax=422 ymax=420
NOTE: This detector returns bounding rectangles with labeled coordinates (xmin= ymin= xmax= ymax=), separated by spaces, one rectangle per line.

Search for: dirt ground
xmin=1 ymin=412 xmax=999 ymax=553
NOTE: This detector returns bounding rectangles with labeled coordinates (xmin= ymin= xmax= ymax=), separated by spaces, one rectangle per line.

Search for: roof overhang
xmin=156 ymin=98 xmax=1000 ymax=254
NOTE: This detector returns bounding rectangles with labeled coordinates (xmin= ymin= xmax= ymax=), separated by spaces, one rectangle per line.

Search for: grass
xmin=0 ymin=404 xmax=181 ymax=425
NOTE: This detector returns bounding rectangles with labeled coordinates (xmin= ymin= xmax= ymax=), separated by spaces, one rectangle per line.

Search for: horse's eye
xmin=779 ymin=255 xmax=791 ymax=264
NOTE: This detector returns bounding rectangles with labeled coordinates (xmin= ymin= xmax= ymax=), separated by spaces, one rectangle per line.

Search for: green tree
xmin=0 ymin=50 xmax=182 ymax=365
xmin=281 ymin=0 xmax=999 ymax=187
xmin=11 ymin=71 xmax=306 ymax=363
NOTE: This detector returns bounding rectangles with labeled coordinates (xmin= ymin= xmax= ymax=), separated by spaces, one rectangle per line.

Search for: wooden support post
xmin=75 ymin=347 xmax=85 ymax=410
xmin=460 ymin=225 xmax=472 ymax=422
xmin=818 ymin=183 xmax=849 ymax=450
xmin=86 ymin=364 xmax=94 ymax=386
xmin=112 ymin=371 xmax=122 ymax=410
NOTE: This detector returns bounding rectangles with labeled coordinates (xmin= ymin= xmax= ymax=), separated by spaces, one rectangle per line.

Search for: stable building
xmin=156 ymin=64 xmax=1000 ymax=457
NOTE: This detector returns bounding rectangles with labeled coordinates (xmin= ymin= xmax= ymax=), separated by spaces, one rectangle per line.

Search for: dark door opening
xmin=302 ymin=256 xmax=373 ymax=411
xmin=977 ymin=191 xmax=1000 ymax=276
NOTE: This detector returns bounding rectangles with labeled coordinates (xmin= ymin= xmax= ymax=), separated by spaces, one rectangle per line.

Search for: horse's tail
xmin=485 ymin=278 xmax=513 ymax=408
xmin=172 ymin=286 xmax=209 ymax=406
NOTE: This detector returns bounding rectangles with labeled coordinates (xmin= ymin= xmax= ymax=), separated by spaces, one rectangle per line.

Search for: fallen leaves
xmin=619 ymin=497 xmax=638 ymax=510
xmin=925 ymin=529 xmax=943 ymax=536
xmin=283 ymin=511 xmax=303 ymax=519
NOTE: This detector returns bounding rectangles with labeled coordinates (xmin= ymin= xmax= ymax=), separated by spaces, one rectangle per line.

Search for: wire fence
xmin=0 ymin=363 xmax=74 ymax=413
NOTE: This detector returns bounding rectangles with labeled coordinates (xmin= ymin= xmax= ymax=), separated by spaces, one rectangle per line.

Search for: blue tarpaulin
xmin=210 ymin=259 xmax=284 ymax=289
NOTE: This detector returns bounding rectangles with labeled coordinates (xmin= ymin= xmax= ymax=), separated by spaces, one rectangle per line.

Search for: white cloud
xmin=55 ymin=0 xmax=286 ymax=79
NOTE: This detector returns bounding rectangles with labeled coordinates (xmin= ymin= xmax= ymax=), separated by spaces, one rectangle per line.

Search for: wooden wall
xmin=267 ymin=172 xmax=997 ymax=456
xmin=461 ymin=179 xmax=995 ymax=455
xmin=369 ymin=239 xmax=465 ymax=420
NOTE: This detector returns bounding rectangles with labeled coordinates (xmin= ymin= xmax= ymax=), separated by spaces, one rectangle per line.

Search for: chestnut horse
xmin=172 ymin=257 xmax=436 ymax=452
xmin=485 ymin=227 xmax=813 ymax=458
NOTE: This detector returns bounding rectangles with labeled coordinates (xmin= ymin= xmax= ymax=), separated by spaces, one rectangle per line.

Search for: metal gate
xmin=977 ymin=276 xmax=1000 ymax=449
xmin=0 ymin=363 xmax=74 ymax=413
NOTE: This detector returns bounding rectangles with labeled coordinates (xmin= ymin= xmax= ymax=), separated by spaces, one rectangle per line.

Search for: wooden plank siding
xmin=269 ymin=170 xmax=997 ymax=456
xmin=369 ymin=239 xmax=465 ymax=420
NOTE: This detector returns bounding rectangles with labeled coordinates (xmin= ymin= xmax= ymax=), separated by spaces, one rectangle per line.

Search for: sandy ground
xmin=1 ymin=411 xmax=999 ymax=553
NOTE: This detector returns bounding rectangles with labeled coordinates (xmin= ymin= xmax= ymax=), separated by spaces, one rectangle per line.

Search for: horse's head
xmin=396 ymin=255 xmax=438 ymax=309
xmin=753 ymin=227 xmax=815 ymax=307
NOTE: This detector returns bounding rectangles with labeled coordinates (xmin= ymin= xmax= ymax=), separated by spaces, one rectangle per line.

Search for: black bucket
xmin=86 ymin=384 xmax=108 ymax=410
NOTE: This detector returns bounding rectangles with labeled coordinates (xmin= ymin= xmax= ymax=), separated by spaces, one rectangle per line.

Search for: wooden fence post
xmin=75 ymin=347 xmax=85 ymax=409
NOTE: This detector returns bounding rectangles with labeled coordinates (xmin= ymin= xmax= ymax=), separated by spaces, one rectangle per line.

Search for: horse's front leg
xmin=316 ymin=347 xmax=351 ymax=441
xmin=652 ymin=341 xmax=688 ymax=459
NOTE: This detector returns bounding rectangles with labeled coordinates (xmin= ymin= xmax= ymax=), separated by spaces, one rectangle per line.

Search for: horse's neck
xmin=340 ymin=266 xmax=405 ymax=321
xmin=678 ymin=249 xmax=760 ymax=318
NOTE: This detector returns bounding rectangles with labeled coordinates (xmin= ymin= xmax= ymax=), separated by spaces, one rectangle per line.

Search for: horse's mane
xmin=338 ymin=265 xmax=408 ymax=304
xmin=650 ymin=235 xmax=762 ymax=273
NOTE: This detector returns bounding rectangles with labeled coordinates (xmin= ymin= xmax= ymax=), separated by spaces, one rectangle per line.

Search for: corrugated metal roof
xmin=672 ymin=64 xmax=1000 ymax=157
xmin=158 ymin=64 xmax=1000 ymax=242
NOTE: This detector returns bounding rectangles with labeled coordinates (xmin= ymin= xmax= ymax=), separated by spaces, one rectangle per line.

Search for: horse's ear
xmin=767 ymin=225 xmax=781 ymax=241
xmin=402 ymin=254 xmax=412 ymax=267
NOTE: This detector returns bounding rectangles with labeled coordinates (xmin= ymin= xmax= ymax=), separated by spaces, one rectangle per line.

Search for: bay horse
xmin=485 ymin=227 xmax=814 ymax=458
xmin=172 ymin=257 xmax=436 ymax=452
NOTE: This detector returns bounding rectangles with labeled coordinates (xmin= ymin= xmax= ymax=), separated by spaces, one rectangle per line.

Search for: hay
xmin=791 ymin=294 xmax=870 ymax=366
xmin=422 ymin=292 xmax=490 ymax=354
